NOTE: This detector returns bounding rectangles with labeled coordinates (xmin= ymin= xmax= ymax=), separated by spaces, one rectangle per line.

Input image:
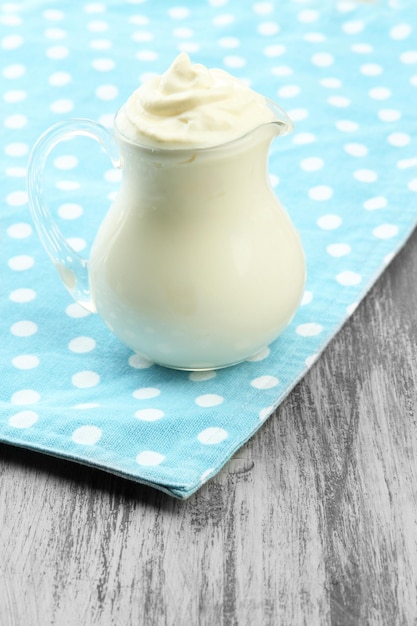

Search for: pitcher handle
xmin=27 ymin=119 xmax=120 ymax=312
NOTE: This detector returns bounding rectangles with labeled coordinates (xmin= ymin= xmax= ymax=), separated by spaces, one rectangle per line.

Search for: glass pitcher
xmin=27 ymin=101 xmax=306 ymax=370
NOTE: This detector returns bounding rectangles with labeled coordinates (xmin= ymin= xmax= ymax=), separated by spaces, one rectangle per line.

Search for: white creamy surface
xmin=117 ymin=52 xmax=275 ymax=148
xmin=88 ymin=54 xmax=305 ymax=370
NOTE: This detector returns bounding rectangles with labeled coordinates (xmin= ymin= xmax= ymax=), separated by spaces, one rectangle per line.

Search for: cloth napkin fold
xmin=1 ymin=0 xmax=416 ymax=498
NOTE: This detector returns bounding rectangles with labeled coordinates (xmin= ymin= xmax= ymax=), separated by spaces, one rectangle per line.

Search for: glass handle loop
xmin=27 ymin=119 xmax=120 ymax=312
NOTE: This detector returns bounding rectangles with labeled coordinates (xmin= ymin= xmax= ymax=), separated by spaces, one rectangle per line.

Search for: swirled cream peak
xmin=116 ymin=53 xmax=275 ymax=148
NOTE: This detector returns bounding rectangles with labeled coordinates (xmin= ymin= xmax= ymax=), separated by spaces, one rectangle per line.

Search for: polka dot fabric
xmin=1 ymin=0 xmax=417 ymax=498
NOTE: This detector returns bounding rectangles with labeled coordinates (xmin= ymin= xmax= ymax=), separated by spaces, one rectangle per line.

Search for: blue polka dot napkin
xmin=1 ymin=0 xmax=416 ymax=498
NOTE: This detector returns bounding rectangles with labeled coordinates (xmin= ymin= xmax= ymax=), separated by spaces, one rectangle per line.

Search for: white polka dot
xmin=296 ymin=323 xmax=323 ymax=337
xmin=136 ymin=450 xmax=165 ymax=466
xmin=400 ymin=51 xmax=417 ymax=64
xmin=360 ymin=63 xmax=383 ymax=76
xmin=136 ymin=49 xmax=159 ymax=61
xmin=250 ymin=375 xmax=279 ymax=389
xmin=56 ymin=180 xmax=80 ymax=191
xmin=4 ymin=114 xmax=27 ymax=129
xmin=197 ymin=427 xmax=228 ymax=444
xmin=305 ymin=354 xmax=318 ymax=367
xmin=387 ymin=132 xmax=411 ymax=147
xmin=304 ymin=32 xmax=326 ymax=43
xmin=46 ymin=45 xmax=69 ymax=59
xmin=354 ymin=169 xmax=378 ymax=183
xmin=92 ymin=58 xmax=115 ymax=71
xmin=390 ymin=23 xmax=412 ymax=40
xmin=128 ymin=15 xmax=149 ymax=25
xmin=173 ymin=26 xmax=193 ymax=38
xmin=271 ymin=65 xmax=293 ymax=77
xmin=408 ymin=179 xmax=417 ymax=192
xmin=87 ymin=20 xmax=108 ymax=32
xmin=337 ymin=2 xmax=356 ymax=13
xmin=309 ymin=186 xmax=334 ymax=201
xmin=65 ymin=237 xmax=86 ymax=252
xmin=3 ymin=90 xmax=27 ymax=103
xmin=8 ymin=255 xmax=34 ymax=271
xmin=73 ymin=404 xmax=101 ymax=411
xmin=363 ymin=196 xmax=387 ymax=211
xmin=320 ymin=77 xmax=342 ymax=88
xmin=72 ymin=371 xmax=100 ymax=388
xmin=293 ymin=132 xmax=316 ymax=145
xmin=300 ymin=157 xmax=324 ymax=171
xmin=195 ymin=394 xmax=224 ymax=407
xmin=298 ymin=9 xmax=319 ymax=22
xmin=44 ymin=27 xmax=67 ymax=39
xmin=287 ymin=108 xmax=308 ymax=121
xmin=336 ymin=120 xmax=359 ymax=132
xmin=5 ymin=166 xmax=26 ymax=177
xmin=177 ymin=41 xmax=200 ymax=53
xmin=133 ymin=387 xmax=160 ymax=400
xmin=54 ymin=155 xmax=78 ymax=170
xmin=327 ymin=243 xmax=351 ymax=257
xmin=48 ymin=71 xmax=72 ymax=86
xmin=1 ymin=34 xmax=23 ymax=49
xmin=259 ymin=406 xmax=273 ymax=421
xmin=3 ymin=64 xmax=26 ymax=79
xmin=373 ymin=224 xmax=399 ymax=239
xmin=246 ymin=346 xmax=271 ymax=362
xmin=50 ymin=99 xmax=74 ymax=114
xmin=317 ymin=214 xmax=342 ymax=230
xmin=200 ymin=468 xmax=215 ymax=483
xmin=311 ymin=52 xmax=334 ymax=67
xmin=66 ymin=303 xmax=91 ymax=318
xmin=342 ymin=20 xmax=364 ymax=34
xmin=0 ymin=14 xmax=22 ymax=25
xmin=328 ymin=95 xmax=351 ymax=107
xmin=346 ymin=302 xmax=359 ymax=315
xmin=5 ymin=142 xmax=29 ymax=157
xmin=12 ymin=355 xmax=39 ymax=369
xmin=263 ymin=44 xmax=286 ymax=57
xmin=213 ymin=14 xmax=235 ymax=27
xmin=9 ymin=288 xmax=36 ymax=303
xmin=189 ymin=370 xmax=217 ymax=381
xmin=218 ymin=36 xmax=240 ymax=48
xmin=128 ymin=354 xmax=153 ymax=369
xmin=84 ymin=2 xmax=106 ymax=13
xmin=7 ymin=222 xmax=32 ymax=238
xmin=269 ymin=173 xmax=279 ymax=187
xmin=135 ymin=408 xmax=165 ymax=422
xmin=378 ymin=109 xmax=401 ymax=122
xmin=336 ymin=271 xmax=362 ymax=286
xmin=168 ymin=6 xmax=190 ymax=19
xmin=10 ymin=320 xmax=38 ymax=337
xmin=6 ymin=190 xmax=27 ymax=206
xmin=11 ymin=389 xmax=40 ymax=405
xmin=369 ymin=87 xmax=391 ymax=100
xmin=89 ymin=38 xmax=112 ymax=50
xmin=98 ymin=113 xmax=114 ymax=128
xmin=253 ymin=1 xmax=274 ymax=14
xmin=257 ymin=21 xmax=279 ymax=35
xmin=410 ymin=75 xmax=417 ymax=87
xmin=352 ymin=43 xmax=373 ymax=54
xmin=95 ymin=84 xmax=118 ymax=100
xmin=301 ymin=290 xmax=313 ymax=305
xmin=58 ymin=203 xmax=83 ymax=219
xmin=43 ymin=9 xmax=65 ymax=20
xmin=224 ymin=55 xmax=246 ymax=68
xmin=131 ymin=31 xmax=154 ymax=43
xmin=9 ymin=410 xmax=39 ymax=428
xmin=72 ymin=425 xmax=102 ymax=445
xmin=278 ymin=85 xmax=300 ymax=98
xmin=68 ymin=336 xmax=96 ymax=353
xmin=344 ymin=142 xmax=368 ymax=157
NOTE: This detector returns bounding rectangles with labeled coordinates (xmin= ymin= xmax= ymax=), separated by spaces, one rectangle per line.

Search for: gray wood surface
xmin=2 ymin=228 xmax=417 ymax=626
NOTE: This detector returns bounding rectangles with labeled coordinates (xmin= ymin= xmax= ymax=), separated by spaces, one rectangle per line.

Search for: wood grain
xmin=2 ymin=229 xmax=417 ymax=625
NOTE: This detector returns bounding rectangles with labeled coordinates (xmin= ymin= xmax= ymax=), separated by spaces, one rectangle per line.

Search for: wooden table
xmin=2 ymin=227 xmax=417 ymax=626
